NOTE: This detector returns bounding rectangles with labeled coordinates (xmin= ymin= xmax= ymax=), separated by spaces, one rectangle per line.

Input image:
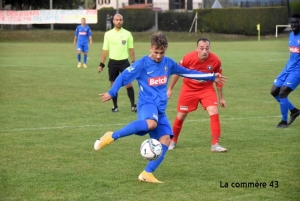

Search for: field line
xmin=1 ymin=115 xmax=280 ymax=132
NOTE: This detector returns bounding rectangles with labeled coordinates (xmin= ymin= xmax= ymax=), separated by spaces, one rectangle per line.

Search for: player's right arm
xmin=167 ymin=75 xmax=180 ymax=99
xmin=98 ymin=50 xmax=108 ymax=72
xmin=74 ymin=27 xmax=78 ymax=45
xmin=167 ymin=57 xmax=187 ymax=99
xmin=98 ymin=33 xmax=109 ymax=72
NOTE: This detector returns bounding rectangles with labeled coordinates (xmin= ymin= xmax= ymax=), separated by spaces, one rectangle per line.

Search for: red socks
xmin=172 ymin=116 xmax=184 ymax=143
xmin=210 ymin=114 xmax=221 ymax=145
xmin=172 ymin=114 xmax=221 ymax=145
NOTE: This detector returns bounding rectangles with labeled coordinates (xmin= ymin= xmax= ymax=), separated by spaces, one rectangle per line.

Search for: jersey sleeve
xmin=108 ymin=62 xmax=142 ymax=97
xmin=170 ymin=59 xmax=215 ymax=81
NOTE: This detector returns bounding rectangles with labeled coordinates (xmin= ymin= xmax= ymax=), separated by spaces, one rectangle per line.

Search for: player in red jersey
xmin=167 ymin=38 xmax=227 ymax=152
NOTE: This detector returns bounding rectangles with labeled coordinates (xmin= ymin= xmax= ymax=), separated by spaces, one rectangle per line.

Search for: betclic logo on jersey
xmin=79 ymin=32 xmax=87 ymax=35
xmin=148 ymin=76 xmax=167 ymax=86
xmin=289 ymin=46 xmax=300 ymax=53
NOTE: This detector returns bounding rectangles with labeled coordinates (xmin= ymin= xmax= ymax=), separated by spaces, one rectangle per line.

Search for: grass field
xmin=0 ymin=35 xmax=299 ymax=200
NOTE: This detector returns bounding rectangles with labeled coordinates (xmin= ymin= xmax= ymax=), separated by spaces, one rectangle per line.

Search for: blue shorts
xmin=77 ymin=43 xmax=89 ymax=52
xmin=274 ymin=70 xmax=300 ymax=90
xmin=135 ymin=103 xmax=173 ymax=140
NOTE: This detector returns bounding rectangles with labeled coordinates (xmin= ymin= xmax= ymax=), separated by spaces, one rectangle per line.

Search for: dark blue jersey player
xmin=271 ymin=14 xmax=300 ymax=128
xmin=93 ymin=32 xmax=227 ymax=183
xmin=74 ymin=18 xmax=92 ymax=68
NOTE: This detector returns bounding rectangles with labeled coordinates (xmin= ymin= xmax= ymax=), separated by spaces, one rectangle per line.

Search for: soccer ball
xmin=140 ymin=139 xmax=163 ymax=161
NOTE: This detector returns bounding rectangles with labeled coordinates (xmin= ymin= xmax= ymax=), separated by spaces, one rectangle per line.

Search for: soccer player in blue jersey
xmin=74 ymin=18 xmax=92 ymax=68
xmin=270 ymin=14 xmax=300 ymax=128
xmin=93 ymin=32 xmax=227 ymax=183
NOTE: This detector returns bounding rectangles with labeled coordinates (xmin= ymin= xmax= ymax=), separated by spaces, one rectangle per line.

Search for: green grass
xmin=0 ymin=35 xmax=299 ymax=201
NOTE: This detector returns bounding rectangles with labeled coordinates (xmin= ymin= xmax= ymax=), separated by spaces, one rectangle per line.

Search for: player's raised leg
xmin=94 ymin=119 xmax=150 ymax=150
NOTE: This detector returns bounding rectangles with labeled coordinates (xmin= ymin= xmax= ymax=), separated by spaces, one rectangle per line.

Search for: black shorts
xmin=108 ymin=59 xmax=130 ymax=81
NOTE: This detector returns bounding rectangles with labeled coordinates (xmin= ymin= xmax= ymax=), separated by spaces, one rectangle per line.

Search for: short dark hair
xmin=151 ymin=32 xmax=168 ymax=49
xmin=196 ymin=38 xmax=210 ymax=46
xmin=291 ymin=14 xmax=300 ymax=19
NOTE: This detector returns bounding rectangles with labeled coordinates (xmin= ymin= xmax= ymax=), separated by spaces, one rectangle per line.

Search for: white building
xmin=96 ymin=0 xmax=203 ymax=11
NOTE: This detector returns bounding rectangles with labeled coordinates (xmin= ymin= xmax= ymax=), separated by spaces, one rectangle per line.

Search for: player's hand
xmin=214 ymin=73 xmax=227 ymax=85
xmin=167 ymin=89 xmax=172 ymax=99
xmin=98 ymin=66 xmax=103 ymax=73
xmin=99 ymin=92 xmax=112 ymax=102
xmin=220 ymin=98 xmax=226 ymax=108
xmin=74 ymin=42 xmax=76 ymax=46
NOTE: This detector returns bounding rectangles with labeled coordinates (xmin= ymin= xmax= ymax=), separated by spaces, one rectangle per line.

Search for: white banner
xmin=0 ymin=10 xmax=98 ymax=25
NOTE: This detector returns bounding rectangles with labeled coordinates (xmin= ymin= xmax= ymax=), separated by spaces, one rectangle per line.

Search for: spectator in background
xmin=106 ymin=14 xmax=112 ymax=31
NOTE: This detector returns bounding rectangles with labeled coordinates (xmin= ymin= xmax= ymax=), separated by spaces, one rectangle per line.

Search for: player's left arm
xmin=215 ymin=62 xmax=226 ymax=108
xmin=88 ymin=27 xmax=92 ymax=44
xmin=128 ymin=33 xmax=135 ymax=63
xmin=74 ymin=27 xmax=78 ymax=45
xmin=129 ymin=48 xmax=135 ymax=63
xmin=172 ymin=63 xmax=226 ymax=85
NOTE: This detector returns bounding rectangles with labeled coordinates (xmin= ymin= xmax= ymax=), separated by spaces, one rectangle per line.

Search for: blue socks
xmin=77 ymin=54 xmax=81 ymax=62
xmin=112 ymin=120 xmax=149 ymax=140
xmin=275 ymin=95 xmax=295 ymax=110
xmin=84 ymin=54 xmax=88 ymax=64
xmin=145 ymin=144 xmax=168 ymax=173
xmin=280 ymin=98 xmax=289 ymax=121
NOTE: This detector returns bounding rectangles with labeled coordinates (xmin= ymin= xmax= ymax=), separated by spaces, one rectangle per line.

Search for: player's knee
xmin=159 ymin=136 xmax=171 ymax=146
xmin=270 ymin=86 xmax=280 ymax=97
xmin=177 ymin=112 xmax=187 ymax=121
xmin=279 ymin=86 xmax=292 ymax=98
xmin=206 ymin=106 xmax=218 ymax=115
xmin=147 ymin=119 xmax=157 ymax=130
xmin=279 ymin=90 xmax=289 ymax=98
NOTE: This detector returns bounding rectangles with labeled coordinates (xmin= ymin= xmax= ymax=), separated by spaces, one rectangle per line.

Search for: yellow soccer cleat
xmin=138 ymin=171 xmax=164 ymax=184
xmin=94 ymin=131 xmax=114 ymax=151
xmin=77 ymin=62 xmax=82 ymax=68
xmin=83 ymin=64 xmax=87 ymax=68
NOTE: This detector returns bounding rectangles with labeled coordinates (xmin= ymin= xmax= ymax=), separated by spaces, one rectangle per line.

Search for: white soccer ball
xmin=140 ymin=139 xmax=163 ymax=161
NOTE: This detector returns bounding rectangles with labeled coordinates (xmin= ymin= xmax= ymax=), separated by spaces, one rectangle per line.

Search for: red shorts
xmin=177 ymin=88 xmax=218 ymax=113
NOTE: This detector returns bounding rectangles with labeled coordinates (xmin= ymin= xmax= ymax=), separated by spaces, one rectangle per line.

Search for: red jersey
xmin=179 ymin=51 xmax=222 ymax=90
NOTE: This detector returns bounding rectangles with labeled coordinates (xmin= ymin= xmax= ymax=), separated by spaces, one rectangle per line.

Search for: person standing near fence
xmin=106 ymin=14 xmax=112 ymax=31
xmin=98 ymin=14 xmax=136 ymax=113
xmin=74 ymin=18 xmax=92 ymax=68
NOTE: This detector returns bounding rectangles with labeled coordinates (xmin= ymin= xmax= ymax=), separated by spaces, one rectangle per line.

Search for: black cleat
xmin=276 ymin=121 xmax=288 ymax=128
xmin=111 ymin=107 xmax=118 ymax=112
xmin=288 ymin=110 xmax=300 ymax=125
xmin=131 ymin=104 xmax=137 ymax=113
